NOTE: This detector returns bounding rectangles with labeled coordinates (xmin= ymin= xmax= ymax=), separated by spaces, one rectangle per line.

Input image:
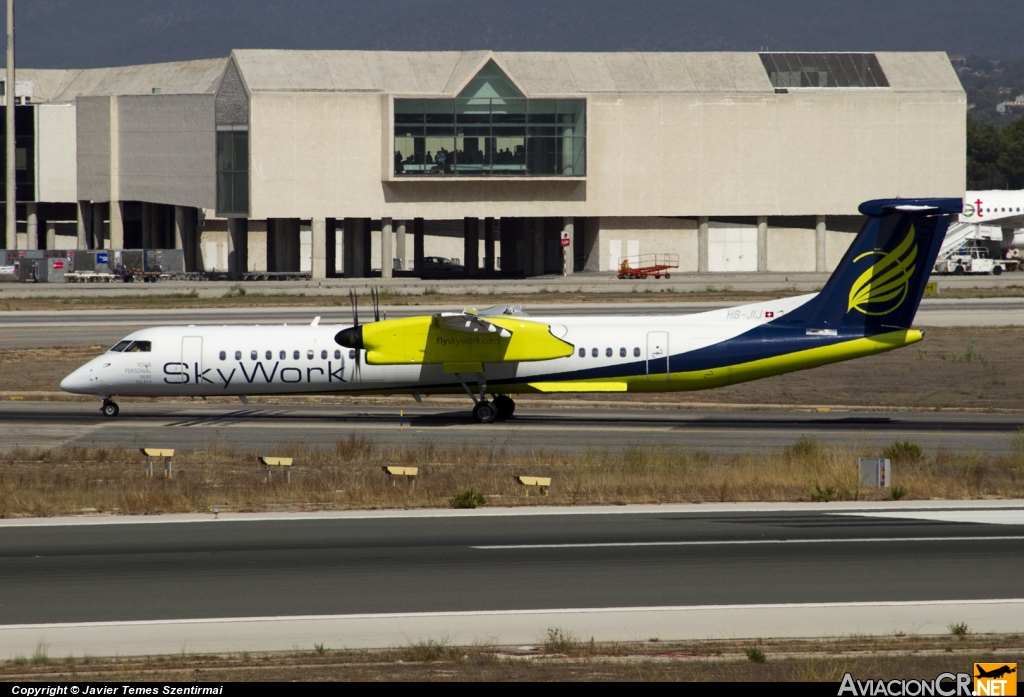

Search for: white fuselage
xmin=60 ymin=295 xmax=814 ymax=399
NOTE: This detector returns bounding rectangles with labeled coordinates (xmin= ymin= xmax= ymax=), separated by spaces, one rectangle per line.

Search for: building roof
xmin=14 ymin=58 xmax=228 ymax=104
xmin=230 ymin=49 xmax=963 ymax=96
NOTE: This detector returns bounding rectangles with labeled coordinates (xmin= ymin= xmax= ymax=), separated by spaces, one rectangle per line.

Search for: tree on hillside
xmin=1000 ymin=116 xmax=1024 ymax=189
xmin=967 ymin=114 xmax=1024 ymax=189
xmin=967 ymin=116 xmax=1006 ymax=189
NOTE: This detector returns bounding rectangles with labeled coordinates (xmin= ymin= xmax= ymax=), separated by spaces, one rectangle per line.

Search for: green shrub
xmin=786 ymin=437 xmax=821 ymax=461
xmin=948 ymin=622 xmax=968 ymax=638
xmin=449 ymin=489 xmax=487 ymax=509
xmin=883 ymin=440 xmax=924 ymax=463
xmin=889 ymin=484 xmax=909 ymax=501
xmin=745 ymin=647 xmax=767 ymax=663
xmin=811 ymin=484 xmax=839 ymax=502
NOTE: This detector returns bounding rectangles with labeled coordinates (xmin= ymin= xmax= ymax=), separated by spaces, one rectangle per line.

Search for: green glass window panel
xmin=217 ymin=132 xmax=233 ymax=171
xmin=217 ymin=172 xmax=233 ymax=212
xmin=233 ymin=132 xmax=248 ymax=171
xmin=457 ymin=60 xmax=524 ymax=100
xmin=527 ymin=99 xmax=556 ymax=124
xmin=233 ymin=173 xmax=249 ymax=213
xmin=566 ymin=137 xmax=586 ymax=175
xmin=526 ymin=137 xmax=558 ymax=175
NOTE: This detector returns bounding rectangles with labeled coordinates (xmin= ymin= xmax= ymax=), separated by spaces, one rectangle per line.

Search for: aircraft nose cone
xmin=61 ymin=366 xmax=94 ymax=394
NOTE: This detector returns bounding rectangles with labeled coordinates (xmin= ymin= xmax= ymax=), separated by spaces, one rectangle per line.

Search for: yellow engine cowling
xmin=349 ymin=316 xmax=573 ymax=366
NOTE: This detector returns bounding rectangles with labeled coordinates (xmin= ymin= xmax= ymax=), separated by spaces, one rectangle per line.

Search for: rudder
xmin=792 ymin=198 xmax=961 ymax=332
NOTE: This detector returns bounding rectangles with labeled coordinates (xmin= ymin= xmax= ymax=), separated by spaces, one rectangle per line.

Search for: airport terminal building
xmin=2 ymin=49 xmax=966 ymax=278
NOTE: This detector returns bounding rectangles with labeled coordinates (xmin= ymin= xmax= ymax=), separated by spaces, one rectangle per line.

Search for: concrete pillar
xmin=484 ymin=218 xmax=495 ymax=273
xmin=532 ymin=219 xmax=544 ymax=276
xmin=110 ymin=201 xmax=125 ymax=250
xmin=228 ymin=218 xmax=248 ymax=274
xmin=380 ymin=217 xmax=393 ymax=279
xmin=26 ymin=203 xmax=37 ymax=250
xmin=463 ymin=217 xmax=479 ymax=274
xmin=191 ymin=209 xmax=202 ymax=273
xmin=757 ymin=216 xmax=768 ymax=273
xmin=395 ymin=220 xmax=407 ymax=272
xmin=312 ymin=217 xmax=327 ymax=280
xmin=173 ymin=206 xmax=186 ymax=251
xmin=815 ymin=215 xmax=827 ymax=273
xmin=413 ymin=218 xmax=424 ymax=273
xmin=141 ymin=202 xmax=152 ymax=249
xmin=45 ymin=220 xmax=56 ymax=250
xmin=561 ymin=216 xmax=574 ymax=275
xmin=77 ymin=201 xmax=90 ymax=250
xmin=698 ymin=216 xmax=709 ymax=273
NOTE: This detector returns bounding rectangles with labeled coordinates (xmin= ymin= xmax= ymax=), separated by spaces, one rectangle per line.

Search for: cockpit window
xmin=124 ymin=341 xmax=152 ymax=353
xmin=109 ymin=340 xmax=132 ymax=352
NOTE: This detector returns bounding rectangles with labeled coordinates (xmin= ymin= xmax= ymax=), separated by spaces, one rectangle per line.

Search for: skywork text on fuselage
xmin=162 ymin=361 xmax=346 ymax=387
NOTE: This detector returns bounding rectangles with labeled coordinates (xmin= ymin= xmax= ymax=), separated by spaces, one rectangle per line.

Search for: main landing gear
xmin=455 ymin=374 xmax=515 ymax=424
xmin=100 ymin=398 xmax=119 ymax=417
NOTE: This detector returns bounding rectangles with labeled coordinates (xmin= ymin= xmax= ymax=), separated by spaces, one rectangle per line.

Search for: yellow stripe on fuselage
xmin=341 ymin=329 xmax=921 ymax=396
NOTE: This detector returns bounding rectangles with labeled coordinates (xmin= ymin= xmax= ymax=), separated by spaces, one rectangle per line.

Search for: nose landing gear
xmin=100 ymin=399 xmax=119 ymax=417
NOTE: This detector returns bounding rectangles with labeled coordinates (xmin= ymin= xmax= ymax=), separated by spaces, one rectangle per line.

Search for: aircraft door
xmin=646 ymin=331 xmax=669 ymax=381
xmin=181 ymin=336 xmax=202 ymax=386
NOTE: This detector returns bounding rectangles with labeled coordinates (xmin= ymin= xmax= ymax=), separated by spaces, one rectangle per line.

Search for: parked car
xmin=420 ymin=256 xmax=465 ymax=276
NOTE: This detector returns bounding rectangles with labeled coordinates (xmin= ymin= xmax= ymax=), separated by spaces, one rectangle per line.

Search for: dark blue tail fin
xmin=791 ymin=198 xmax=961 ymax=333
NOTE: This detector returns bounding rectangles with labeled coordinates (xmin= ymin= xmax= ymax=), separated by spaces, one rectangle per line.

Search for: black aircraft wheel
xmin=954 ymin=265 xmax=965 ymax=275
xmin=493 ymin=395 xmax=516 ymax=420
xmin=994 ymin=266 xmax=1003 ymax=276
xmin=101 ymin=400 xmax=119 ymax=417
xmin=472 ymin=400 xmax=498 ymax=424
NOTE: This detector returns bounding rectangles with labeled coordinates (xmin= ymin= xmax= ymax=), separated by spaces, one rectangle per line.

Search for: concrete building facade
xmin=2 ymin=50 xmax=966 ymax=278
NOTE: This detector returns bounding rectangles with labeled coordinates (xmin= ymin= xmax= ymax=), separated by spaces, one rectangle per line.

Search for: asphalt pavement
xmin=3 ymin=401 xmax=1022 ymax=453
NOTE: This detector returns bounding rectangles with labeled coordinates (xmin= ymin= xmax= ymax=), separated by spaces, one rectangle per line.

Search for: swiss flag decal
xmin=765 ymin=311 xmax=774 ymax=318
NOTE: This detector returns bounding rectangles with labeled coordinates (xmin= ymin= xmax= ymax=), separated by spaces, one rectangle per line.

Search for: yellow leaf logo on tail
xmin=848 ymin=227 xmax=918 ymax=316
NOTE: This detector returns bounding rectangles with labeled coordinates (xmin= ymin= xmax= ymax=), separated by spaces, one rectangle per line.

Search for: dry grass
xmin=2 ymin=436 xmax=1023 ymax=518
xmin=1 ymin=635 xmax=1021 ymax=682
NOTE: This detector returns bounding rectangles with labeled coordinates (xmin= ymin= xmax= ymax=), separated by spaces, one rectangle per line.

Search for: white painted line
xmin=3 ymin=599 xmax=1021 ymax=658
xmin=1 ymin=500 xmax=1023 ymax=528
xmin=471 ymin=535 xmax=1024 ymax=550
xmin=836 ymin=510 xmax=1024 ymax=526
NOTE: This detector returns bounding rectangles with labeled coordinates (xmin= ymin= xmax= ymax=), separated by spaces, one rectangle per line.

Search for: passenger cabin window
xmin=591 ymin=348 xmax=598 ymax=357
xmin=110 ymin=340 xmax=132 ymax=352
xmin=293 ymin=350 xmax=299 ymax=360
xmin=321 ymin=350 xmax=328 ymax=360
xmin=307 ymin=350 xmax=314 ymax=360
xmin=633 ymin=347 xmax=640 ymax=357
xmin=578 ymin=348 xmax=585 ymax=358
xmin=219 ymin=351 xmax=226 ymax=361
xmin=334 ymin=350 xmax=341 ymax=359
xmin=349 ymin=349 xmax=356 ymax=359
xmin=235 ymin=351 xmax=242 ymax=360
xmin=265 ymin=351 xmax=272 ymax=360
xmin=605 ymin=348 xmax=612 ymax=357
xmin=251 ymin=350 xmax=257 ymax=360
xmin=124 ymin=341 xmax=151 ymax=353
xmin=619 ymin=348 xmax=626 ymax=357
xmin=281 ymin=350 xmax=287 ymax=360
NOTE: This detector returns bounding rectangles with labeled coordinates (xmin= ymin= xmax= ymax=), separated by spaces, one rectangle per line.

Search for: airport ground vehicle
xmin=933 ymin=240 xmax=1007 ymax=275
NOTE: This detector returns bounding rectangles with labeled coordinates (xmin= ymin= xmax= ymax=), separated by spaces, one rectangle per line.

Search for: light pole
xmin=5 ymin=0 xmax=14 ymax=250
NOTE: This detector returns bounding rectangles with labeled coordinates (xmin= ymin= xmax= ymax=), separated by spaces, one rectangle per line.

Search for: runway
xmin=0 ymin=298 xmax=1020 ymax=348
xmin=0 ymin=502 xmax=1022 ymax=656
xmin=3 ymin=401 xmax=1023 ymax=453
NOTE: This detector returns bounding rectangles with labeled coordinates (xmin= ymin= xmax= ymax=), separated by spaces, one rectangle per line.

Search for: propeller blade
xmin=350 ymin=290 xmax=359 ymax=327
xmin=372 ymin=287 xmax=380 ymax=323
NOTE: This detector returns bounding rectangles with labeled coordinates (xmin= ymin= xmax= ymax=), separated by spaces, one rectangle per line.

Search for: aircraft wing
xmin=434 ymin=310 xmax=512 ymax=338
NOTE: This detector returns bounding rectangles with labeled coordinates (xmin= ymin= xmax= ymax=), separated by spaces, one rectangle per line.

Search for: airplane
xmin=975 ymin=665 xmax=1016 ymax=680
xmin=61 ymin=197 xmax=961 ymax=423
